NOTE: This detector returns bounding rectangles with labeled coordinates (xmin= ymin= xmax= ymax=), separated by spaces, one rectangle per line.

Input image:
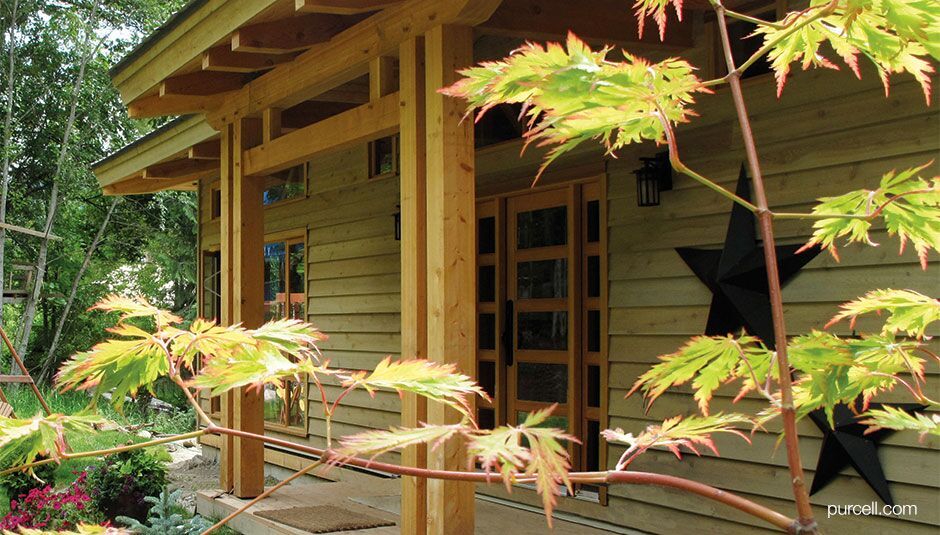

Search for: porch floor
xmin=196 ymin=477 xmax=626 ymax=534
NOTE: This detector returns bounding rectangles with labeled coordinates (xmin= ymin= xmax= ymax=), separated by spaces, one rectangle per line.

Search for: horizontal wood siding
xmin=600 ymin=60 xmax=940 ymax=533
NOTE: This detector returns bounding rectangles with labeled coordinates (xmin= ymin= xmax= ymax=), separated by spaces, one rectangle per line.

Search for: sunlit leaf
xmin=799 ymin=163 xmax=940 ymax=268
xmin=441 ymin=33 xmax=708 ymax=180
xmin=90 ymin=294 xmax=181 ymax=328
xmin=826 ymin=289 xmax=940 ymax=339
xmin=193 ymin=342 xmax=322 ymax=396
xmin=603 ymin=413 xmax=753 ymax=470
xmin=336 ymin=424 xmax=463 ymax=461
xmin=755 ymin=0 xmax=938 ymax=100
xmin=343 ymin=358 xmax=488 ymax=422
xmin=628 ymin=335 xmax=772 ymax=415
xmin=0 ymin=414 xmax=102 ymax=470
xmin=632 ymin=0 xmax=684 ymax=41
xmin=860 ymin=406 xmax=940 ymax=441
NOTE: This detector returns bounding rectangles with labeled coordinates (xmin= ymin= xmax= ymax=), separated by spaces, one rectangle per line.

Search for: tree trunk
xmin=13 ymin=1 xmax=101 ymax=368
xmin=0 ymin=0 xmax=21 ymax=330
xmin=39 ymin=196 xmax=118 ymax=382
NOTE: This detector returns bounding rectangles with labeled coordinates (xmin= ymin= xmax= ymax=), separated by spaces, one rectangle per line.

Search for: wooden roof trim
xmin=295 ymin=0 xmax=403 ymax=14
xmin=112 ymin=0 xmax=280 ymax=105
xmin=93 ymin=115 xmax=217 ymax=190
xmin=209 ymin=0 xmax=503 ymax=125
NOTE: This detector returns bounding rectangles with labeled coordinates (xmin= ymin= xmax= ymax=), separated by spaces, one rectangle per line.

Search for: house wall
xmin=196 ymin=28 xmax=939 ymax=535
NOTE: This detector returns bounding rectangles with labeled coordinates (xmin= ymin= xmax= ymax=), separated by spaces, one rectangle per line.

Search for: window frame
xmin=262 ymin=230 xmax=310 ymax=436
xmin=262 ymin=163 xmax=309 ymax=208
xmin=368 ymin=135 xmax=400 ymax=180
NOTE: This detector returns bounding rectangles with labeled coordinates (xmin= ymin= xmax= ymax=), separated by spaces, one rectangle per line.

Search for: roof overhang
xmin=93 ymin=115 xmax=218 ymax=195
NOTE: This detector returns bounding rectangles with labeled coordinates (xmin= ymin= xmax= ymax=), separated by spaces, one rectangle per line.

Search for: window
xmin=264 ymin=164 xmax=306 ymax=206
xmin=263 ymin=236 xmax=307 ymax=430
xmin=368 ymin=135 xmax=399 ymax=178
xmin=201 ymin=251 xmax=222 ymax=415
xmin=210 ymin=186 xmax=222 ymax=220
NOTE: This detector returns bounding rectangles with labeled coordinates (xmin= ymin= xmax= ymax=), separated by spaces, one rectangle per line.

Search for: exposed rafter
xmin=128 ymin=92 xmax=233 ymax=118
xmin=202 ymin=46 xmax=294 ymax=73
xmin=478 ymin=0 xmax=693 ymax=47
xmin=103 ymin=175 xmax=198 ymax=196
xmin=142 ymin=158 xmax=219 ymax=180
xmin=160 ymin=72 xmax=248 ymax=96
xmin=231 ymin=13 xmax=358 ymax=54
xmin=295 ymin=0 xmax=402 ymax=14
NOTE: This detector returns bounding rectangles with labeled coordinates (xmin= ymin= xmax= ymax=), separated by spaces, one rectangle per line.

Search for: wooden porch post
xmin=219 ymin=117 xmax=266 ymax=498
xmin=424 ymin=24 xmax=476 ymax=535
xmin=399 ymin=36 xmax=428 ymax=535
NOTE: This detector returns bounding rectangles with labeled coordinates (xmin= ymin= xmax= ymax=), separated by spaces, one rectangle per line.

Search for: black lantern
xmin=394 ymin=204 xmax=401 ymax=241
xmin=634 ymin=152 xmax=672 ymax=207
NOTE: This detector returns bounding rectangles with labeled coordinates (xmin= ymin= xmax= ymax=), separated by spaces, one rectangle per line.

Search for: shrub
xmin=116 ymin=489 xmax=210 ymax=535
xmin=0 ymin=458 xmax=57 ymax=504
xmin=0 ymin=471 xmax=100 ymax=531
xmin=85 ymin=449 xmax=167 ymax=522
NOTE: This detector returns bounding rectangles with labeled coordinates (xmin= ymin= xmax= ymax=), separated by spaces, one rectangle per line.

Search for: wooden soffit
xmin=93 ymin=115 xmax=218 ymax=195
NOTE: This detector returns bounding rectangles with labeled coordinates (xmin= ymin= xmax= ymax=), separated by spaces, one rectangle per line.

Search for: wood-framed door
xmin=476 ymin=178 xmax=607 ymax=493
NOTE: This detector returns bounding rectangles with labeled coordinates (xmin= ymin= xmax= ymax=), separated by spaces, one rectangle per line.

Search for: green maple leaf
xmin=826 ymin=289 xmax=940 ymax=339
xmin=861 ymin=406 xmax=940 ymax=442
xmin=0 ymin=413 xmax=102 ymax=470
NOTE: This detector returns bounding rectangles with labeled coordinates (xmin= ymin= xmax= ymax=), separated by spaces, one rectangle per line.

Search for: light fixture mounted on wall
xmin=634 ymin=151 xmax=672 ymax=207
xmin=394 ymin=204 xmax=401 ymax=241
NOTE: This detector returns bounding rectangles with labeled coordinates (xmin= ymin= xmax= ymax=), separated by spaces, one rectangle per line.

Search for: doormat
xmin=254 ymin=504 xmax=395 ymax=533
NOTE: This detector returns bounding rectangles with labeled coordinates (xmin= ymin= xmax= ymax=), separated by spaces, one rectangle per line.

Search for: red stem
xmin=207 ymin=425 xmax=794 ymax=532
xmin=713 ymin=4 xmax=816 ymax=532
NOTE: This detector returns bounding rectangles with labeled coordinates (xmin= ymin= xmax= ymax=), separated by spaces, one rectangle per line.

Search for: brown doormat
xmin=254 ymin=504 xmax=396 ymax=533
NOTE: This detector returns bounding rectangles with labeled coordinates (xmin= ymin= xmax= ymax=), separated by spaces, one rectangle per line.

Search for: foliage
xmin=826 ymin=289 xmax=940 ymax=339
xmin=0 ymin=471 xmax=100 ymax=532
xmin=602 ymin=413 xmax=754 ymax=470
xmin=0 ymin=458 xmax=56 ymax=504
xmin=861 ymin=405 xmax=940 ymax=441
xmin=753 ymin=0 xmax=938 ymax=99
xmin=0 ymin=414 xmax=101 ymax=468
xmin=84 ymin=450 xmax=167 ymax=523
xmin=3 ymin=525 xmax=126 ymax=535
xmin=439 ymin=33 xmax=707 ymax=178
xmin=115 ymin=489 xmax=210 ymax=535
xmin=800 ymin=163 xmax=940 ymax=268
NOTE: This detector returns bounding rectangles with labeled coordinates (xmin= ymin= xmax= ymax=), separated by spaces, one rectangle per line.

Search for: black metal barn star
xmin=808 ymin=402 xmax=926 ymax=505
xmin=675 ymin=165 xmax=820 ymax=348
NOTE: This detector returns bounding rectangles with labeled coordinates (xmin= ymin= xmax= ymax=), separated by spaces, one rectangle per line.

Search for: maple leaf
xmin=441 ymin=33 xmax=708 ymax=180
xmin=336 ymin=424 xmax=464 ymax=462
xmin=342 ymin=358 xmax=488 ymax=423
xmin=860 ymin=405 xmax=940 ymax=442
xmin=90 ymin=294 xmax=181 ymax=329
xmin=632 ymin=0 xmax=684 ymax=41
xmin=193 ymin=340 xmax=323 ymax=396
xmin=0 ymin=414 xmax=102 ymax=470
xmin=754 ymin=0 xmax=938 ymax=101
xmin=826 ymin=289 xmax=940 ymax=339
xmin=603 ymin=413 xmax=753 ymax=469
xmin=799 ymin=163 xmax=940 ymax=268
xmin=628 ymin=335 xmax=773 ymax=415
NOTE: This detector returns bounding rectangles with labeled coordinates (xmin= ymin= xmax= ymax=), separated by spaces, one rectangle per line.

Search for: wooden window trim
xmin=368 ymin=135 xmax=400 ymax=180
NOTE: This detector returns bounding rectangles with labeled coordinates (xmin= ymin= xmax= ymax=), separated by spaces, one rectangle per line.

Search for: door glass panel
xmin=587 ymin=310 xmax=601 ymax=352
xmin=479 ymin=217 xmax=496 ymax=254
xmin=479 ymin=265 xmax=496 ymax=302
xmin=517 ymin=259 xmax=567 ymax=299
xmin=478 ymin=360 xmax=496 ymax=398
xmin=264 ymin=242 xmax=286 ymax=321
xmin=586 ymin=200 xmax=600 ymax=243
xmin=518 ymin=311 xmax=568 ymax=350
xmin=586 ymin=420 xmax=600 ymax=471
xmin=517 ymin=206 xmax=566 ymax=249
xmin=479 ymin=408 xmax=496 ymax=430
xmin=587 ymin=365 xmax=601 ymax=408
xmin=516 ymin=410 xmax=568 ymax=432
xmin=478 ymin=313 xmax=496 ymax=350
xmin=516 ymin=363 xmax=567 ymax=403
xmin=587 ymin=255 xmax=600 ymax=298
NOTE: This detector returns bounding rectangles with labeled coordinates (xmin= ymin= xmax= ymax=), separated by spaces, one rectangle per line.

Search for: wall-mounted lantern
xmin=634 ymin=152 xmax=672 ymax=207
xmin=394 ymin=204 xmax=401 ymax=241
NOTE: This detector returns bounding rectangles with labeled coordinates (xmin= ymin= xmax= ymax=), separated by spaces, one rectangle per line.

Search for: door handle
xmin=503 ymin=299 xmax=514 ymax=367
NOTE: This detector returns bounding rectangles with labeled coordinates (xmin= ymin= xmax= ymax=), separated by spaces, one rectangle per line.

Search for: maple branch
xmin=712 ymin=2 xmax=817 ymax=531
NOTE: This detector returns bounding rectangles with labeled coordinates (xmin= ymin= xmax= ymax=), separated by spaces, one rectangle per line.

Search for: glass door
xmin=506 ymin=188 xmax=579 ymax=442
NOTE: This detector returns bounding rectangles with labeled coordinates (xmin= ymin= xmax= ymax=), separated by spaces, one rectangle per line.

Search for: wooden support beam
xmin=102 ymin=175 xmax=199 ymax=196
xmin=208 ymin=0 xmax=502 ymax=124
xmin=142 ymin=158 xmax=219 ymax=180
xmin=128 ymin=92 xmax=233 ymax=118
xmin=223 ymin=117 xmax=266 ymax=498
xmin=188 ymin=140 xmax=221 ymax=160
xmin=295 ymin=0 xmax=401 ymax=14
xmin=369 ymin=56 xmax=398 ymax=100
xmin=232 ymin=14 xmax=356 ymax=54
xmin=424 ymin=24 xmax=476 ymax=535
xmin=399 ymin=35 xmax=428 ymax=535
xmin=262 ymin=108 xmax=282 ymax=144
xmin=478 ymin=0 xmax=693 ymax=48
xmin=218 ymin=124 xmax=236 ymax=493
xmin=244 ymin=91 xmax=399 ymax=177
xmin=160 ymin=72 xmax=247 ymax=97
xmin=202 ymin=46 xmax=294 ymax=73
xmin=0 ymin=222 xmax=62 ymax=241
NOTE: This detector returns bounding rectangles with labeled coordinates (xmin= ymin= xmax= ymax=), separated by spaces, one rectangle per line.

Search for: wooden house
xmin=92 ymin=0 xmax=939 ymax=533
